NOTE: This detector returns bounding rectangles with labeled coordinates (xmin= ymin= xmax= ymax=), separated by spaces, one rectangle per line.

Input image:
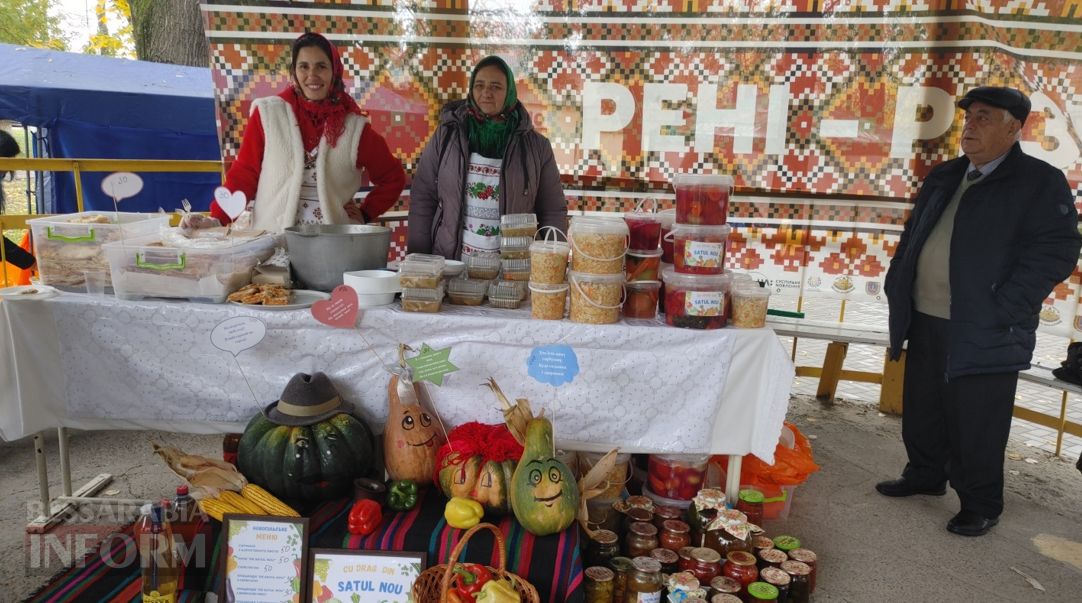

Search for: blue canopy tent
xmin=0 ymin=44 xmax=221 ymax=214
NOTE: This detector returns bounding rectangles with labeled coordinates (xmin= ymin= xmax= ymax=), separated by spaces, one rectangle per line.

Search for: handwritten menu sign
xmin=220 ymin=515 xmax=309 ymax=603
xmin=307 ymin=549 xmax=425 ymax=603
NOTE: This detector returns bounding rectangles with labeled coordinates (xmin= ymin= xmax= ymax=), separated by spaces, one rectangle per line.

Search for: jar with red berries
xmin=689 ymin=547 xmax=722 ymax=584
xmin=721 ymin=550 xmax=759 ymax=591
xmin=659 ymin=519 xmax=691 ymax=551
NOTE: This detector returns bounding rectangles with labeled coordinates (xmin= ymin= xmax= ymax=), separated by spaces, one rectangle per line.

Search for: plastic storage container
xmin=529 ymin=281 xmax=569 ymax=320
xmin=399 ymin=253 xmax=446 ymax=288
xmin=499 ymin=236 xmax=533 ymax=260
xmin=401 ymin=284 xmax=444 ymax=313
xmin=529 ymin=237 xmax=570 ymax=285
xmin=670 ymin=224 xmax=730 ymax=275
xmin=500 ymin=258 xmax=531 ymax=281
xmin=569 ymin=216 xmax=628 ymax=275
xmin=671 ymin=174 xmax=734 ymax=225
xmin=488 ymin=280 xmax=526 ymax=309
xmin=731 ymin=286 xmax=770 ymax=328
xmin=569 ymin=270 xmax=625 ymax=324
xmin=626 ymin=248 xmax=663 ymax=282
xmin=103 ymin=233 xmax=277 ymax=303
xmin=647 ymin=454 xmax=712 ymax=501
xmin=625 ymin=211 xmax=663 ymax=251
xmin=500 ymin=213 xmax=538 ymax=238
xmin=624 ymin=280 xmax=661 ymax=319
xmin=662 ymin=267 xmax=732 ymax=330
xmin=579 ymin=451 xmax=631 ymax=499
xmin=447 ymin=278 xmax=487 ymax=305
xmin=30 ymin=212 xmax=170 ymax=291
xmin=465 ymin=251 xmax=501 ymax=280
xmin=641 ymin=484 xmax=694 ymax=510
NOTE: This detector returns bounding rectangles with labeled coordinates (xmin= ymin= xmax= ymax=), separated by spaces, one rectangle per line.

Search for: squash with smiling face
xmin=510 ymin=410 xmax=579 ymax=535
xmin=383 ymin=345 xmax=445 ymax=486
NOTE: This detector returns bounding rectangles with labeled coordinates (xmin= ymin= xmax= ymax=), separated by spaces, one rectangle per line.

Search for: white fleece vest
xmin=250 ymin=96 xmax=368 ymax=233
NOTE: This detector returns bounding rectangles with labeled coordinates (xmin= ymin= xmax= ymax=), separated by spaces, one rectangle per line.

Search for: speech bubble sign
xmin=101 ymin=172 xmax=144 ymax=201
xmin=211 ymin=316 xmax=267 ymax=357
xmin=312 ymin=285 xmax=359 ymax=328
xmin=405 ymin=343 xmax=459 ymax=386
xmin=527 ymin=344 xmax=580 ymax=387
xmin=214 ymin=186 xmax=248 ymax=220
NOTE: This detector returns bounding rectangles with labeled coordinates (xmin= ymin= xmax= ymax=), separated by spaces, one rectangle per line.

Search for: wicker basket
xmin=411 ymin=522 xmax=540 ymax=603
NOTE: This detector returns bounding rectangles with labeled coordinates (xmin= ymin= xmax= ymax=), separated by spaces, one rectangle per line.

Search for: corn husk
xmin=152 ymin=442 xmax=247 ymax=499
xmin=576 ymin=447 xmax=620 ymax=537
xmin=485 ymin=377 xmax=533 ymax=446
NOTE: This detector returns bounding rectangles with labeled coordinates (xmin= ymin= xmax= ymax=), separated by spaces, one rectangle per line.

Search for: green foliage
xmin=0 ymin=0 xmax=69 ymax=51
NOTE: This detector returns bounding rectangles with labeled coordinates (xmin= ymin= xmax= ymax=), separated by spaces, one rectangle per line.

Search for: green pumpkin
xmin=237 ymin=412 xmax=376 ymax=502
xmin=437 ymin=451 xmax=517 ymax=516
xmin=510 ymin=415 xmax=579 ymax=535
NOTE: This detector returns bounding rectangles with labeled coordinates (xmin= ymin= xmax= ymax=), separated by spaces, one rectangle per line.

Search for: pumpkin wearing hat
xmin=237 ymin=372 xmax=377 ymax=502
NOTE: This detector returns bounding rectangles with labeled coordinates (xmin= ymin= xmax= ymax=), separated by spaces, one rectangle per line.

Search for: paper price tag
xmin=214 ymin=186 xmax=248 ymax=220
xmin=527 ymin=344 xmax=579 ymax=386
xmin=101 ymin=172 xmax=144 ymax=201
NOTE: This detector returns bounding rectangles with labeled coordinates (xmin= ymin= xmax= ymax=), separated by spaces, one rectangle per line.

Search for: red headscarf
xmin=281 ymin=32 xmax=364 ymax=148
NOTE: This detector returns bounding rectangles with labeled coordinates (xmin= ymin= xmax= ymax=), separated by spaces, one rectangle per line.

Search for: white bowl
xmin=344 ymin=269 xmax=401 ymax=294
xmin=356 ymin=291 xmax=397 ymax=306
xmin=443 ymin=260 xmax=465 ymax=278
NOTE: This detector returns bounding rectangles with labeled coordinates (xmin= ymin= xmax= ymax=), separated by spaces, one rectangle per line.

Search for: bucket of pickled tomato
xmin=668 ymin=224 xmax=730 ymax=275
xmin=662 ymin=266 xmax=731 ymax=330
xmin=625 ymin=211 xmax=663 ymax=252
xmin=671 ymin=174 xmax=733 ymax=225
xmin=647 ymin=454 xmax=712 ymax=501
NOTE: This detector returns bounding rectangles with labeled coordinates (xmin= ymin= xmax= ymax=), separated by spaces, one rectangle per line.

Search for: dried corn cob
xmin=199 ymin=497 xmax=244 ymax=522
xmin=241 ymin=484 xmax=300 ymax=517
xmin=219 ymin=490 xmax=267 ymax=515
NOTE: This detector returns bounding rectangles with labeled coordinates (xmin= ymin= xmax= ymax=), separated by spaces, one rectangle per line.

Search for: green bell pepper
xmin=386 ymin=479 xmax=419 ymax=511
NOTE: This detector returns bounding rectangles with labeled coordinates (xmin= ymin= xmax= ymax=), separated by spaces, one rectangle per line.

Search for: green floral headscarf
xmin=467 ymin=56 xmax=520 ymax=159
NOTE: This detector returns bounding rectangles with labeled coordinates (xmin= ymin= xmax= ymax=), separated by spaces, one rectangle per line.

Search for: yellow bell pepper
xmin=474 ymin=576 xmax=520 ymax=603
xmin=444 ymin=497 xmax=484 ymax=529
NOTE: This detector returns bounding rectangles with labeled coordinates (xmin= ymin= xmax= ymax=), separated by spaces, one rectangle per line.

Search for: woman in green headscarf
xmin=407 ymin=56 xmax=567 ymax=259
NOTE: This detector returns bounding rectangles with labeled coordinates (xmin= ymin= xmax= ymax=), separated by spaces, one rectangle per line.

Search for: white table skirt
xmin=0 ymin=293 xmax=794 ymax=461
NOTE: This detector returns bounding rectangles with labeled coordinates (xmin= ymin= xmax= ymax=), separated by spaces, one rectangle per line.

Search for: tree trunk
xmin=130 ymin=0 xmax=209 ymax=67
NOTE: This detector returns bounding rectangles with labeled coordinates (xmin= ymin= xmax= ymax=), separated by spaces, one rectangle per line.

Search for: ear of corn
xmin=241 ymin=484 xmax=300 ymax=517
xmin=219 ymin=490 xmax=267 ymax=515
xmin=199 ymin=497 xmax=244 ymax=522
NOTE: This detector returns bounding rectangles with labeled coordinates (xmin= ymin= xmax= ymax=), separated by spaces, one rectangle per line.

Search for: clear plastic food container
xmin=669 ymin=224 xmax=731 ymax=275
xmin=626 ymin=248 xmax=663 ymax=282
xmin=647 ymin=454 xmax=711 ymax=501
xmin=569 ymin=216 xmax=628 ymax=275
xmin=658 ymin=208 xmax=677 ymax=263
xmin=446 ymin=278 xmax=486 ymax=306
xmin=731 ymin=286 xmax=770 ymax=328
xmin=500 ymin=258 xmax=531 ymax=281
xmin=466 ymin=251 xmax=501 ymax=280
xmin=488 ymin=280 xmax=526 ymax=309
xmin=579 ymin=451 xmax=632 ymax=499
xmin=500 ymin=213 xmax=538 ymax=238
xmin=399 ymin=253 xmax=446 ymax=289
xmin=569 ymin=270 xmax=625 ymax=325
xmin=103 ymin=233 xmax=277 ymax=303
xmin=401 ymin=284 xmax=445 ymax=313
xmin=530 ymin=228 xmax=570 ymax=285
xmin=624 ymin=280 xmax=661 ymax=319
xmin=625 ymin=211 xmax=663 ymax=252
xmin=529 ymin=281 xmax=569 ymax=320
xmin=500 ymin=235 xmax=533 ymax=260
xmin=29 ymin=212 xmax=170 ymax=291
xmin=662 ymin=266 xmax=731 ymax=330
xmin=671 ymin=174 xmax=734 ymax=225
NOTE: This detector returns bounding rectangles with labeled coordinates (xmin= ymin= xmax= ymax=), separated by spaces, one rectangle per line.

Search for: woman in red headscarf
xmin=192 ymin=32 xmax=405 ymax=233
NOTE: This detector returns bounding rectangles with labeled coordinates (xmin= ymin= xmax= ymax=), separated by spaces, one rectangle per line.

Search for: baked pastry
xmin=228 ymin=283 xmax=292 ymax=305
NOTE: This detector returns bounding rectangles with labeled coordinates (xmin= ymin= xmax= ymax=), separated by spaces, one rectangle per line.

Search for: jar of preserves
xmin=780 ymin=560 xmax=811 ymax=603
xmin=650 ymin=547 xmax=680 ymax=575
xmin=625 ymin=495 xmax=655 ymax=512
xmin=710 ymin=595 xmax=741 ymax=603
xmin=686 ymin=489 xmax=726 ymax=542
xmin=608 ymin=556 xmax=633 ymax=603
xmin=787 ymin=548 xmax=817 ymax=593
xmin=746 ymin=582 xmax=779 ymax=603
xmin=708 ymin=575 xmax=742 ymax=599
xmin=625 ymin=522 xmax=659 ymax=558
xmin=688 ymin=507 xmax=717 ymax=547
xmin=752 ymin=535 xmax=775 ymax=555
xmin=689 ymin=547 xmax=722 ymax=584
xmin=586 ymin=530 xmax=621 ymax=569
xmin=653 ymin=505 xmax=684 ymax=531
xmin=677 ymin=546 xmax=697 ymax=572
xmin=622 ymin=507 xmax=655 ymax=537
xmin=759 ymin=567 xmax=790 ymax=603
xmin=756 ymin=547 xmax=788 ymax=572
xmin=736 ymin=489 xmax=765 ymax=527
xmin=585 ymin=566 xmax=616 ymax=603
xmin=659 ymin=520 xmax=691 ymax=551
xmin=721 ymin=550 xmax=759 ymax=591
xmin=626 ymin=557 xmax=663 ymax=603
xmin=704 ymin=510 xmax=753 ymax=558
xmin=772 ymin=535 xmax=800 ymax=554
xmin=667 ymin=571 xmax=700 ymax=597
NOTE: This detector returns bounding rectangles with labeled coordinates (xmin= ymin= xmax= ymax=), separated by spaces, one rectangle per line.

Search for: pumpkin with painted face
xmin=511 ymin=412 xmax=579 ymax=535
xmin=436 ymin=422 xmax=522 ymax=515
xmin=383 ymin=345 xmax=445 ymax=486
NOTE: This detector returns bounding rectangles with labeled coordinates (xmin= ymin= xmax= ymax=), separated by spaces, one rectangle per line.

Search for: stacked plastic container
xmin=567 ymin=216 xmax=628 ymax=324
xmin=399 ymin=253 xmax=445 ymax=313
xmin=662 ymin=174 xmax=734 ymax=329
xmin=529 ymin=224 xmax=570 ymax=320
xmin=623 ymin=204 xmax=664 ymax=319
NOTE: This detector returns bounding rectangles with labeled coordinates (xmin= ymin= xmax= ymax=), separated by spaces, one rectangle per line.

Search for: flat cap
xmin=958 ymin=86 xmax=1031 ymax=123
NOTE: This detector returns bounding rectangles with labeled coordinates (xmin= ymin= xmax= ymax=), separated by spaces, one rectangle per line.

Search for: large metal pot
xmin=284 ymin=224 xmax=391 ymax=292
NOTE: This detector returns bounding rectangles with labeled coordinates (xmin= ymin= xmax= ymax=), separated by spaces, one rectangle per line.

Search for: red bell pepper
xmin=452 ymin=563 xmax=493 ymax=600
xmin=347 ymin=499 xmax=382 ymax=535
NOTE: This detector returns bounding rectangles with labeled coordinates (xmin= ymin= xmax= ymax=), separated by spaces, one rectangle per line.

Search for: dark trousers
xmin=900 ymin=311 xmax=1018 ymax=519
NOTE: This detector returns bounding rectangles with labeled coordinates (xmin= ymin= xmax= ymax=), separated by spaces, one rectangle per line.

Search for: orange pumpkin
xmin=383 ymin=345 xmax=445 ymax=485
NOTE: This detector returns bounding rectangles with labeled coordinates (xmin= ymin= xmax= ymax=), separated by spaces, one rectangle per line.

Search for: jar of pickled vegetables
xmin=672 ymin=174 xmax=733 ymax=226
xmin=662 ymin=267 xmax=731 ymax=330
xmin=721 ymin=550 xmax=759 ymax=590
xmin=731 ymin=285 xmax=770 ymax=328
xmin=689 ymin=547 xmax=722 ymax=584
xmin=625 ymin=557 xmax=663 ymax=603
xmin=647 ymin=454 xmax=711 ymax=500
xmin=585 ymin=566 xmax=616 ymax=603
xmin=624 ymin=280 xmax=660 ymax=319
xmin=585 ymin=529 xmax=621 ymax=569
xmin=669 ymin=224 xmax=731 ymax=275
xmin=625 ymin=211 xmax=663 ymax=252
xmin=608 ymin=556 xmax=633 ymax=603
xmin=736 ymin=489 xmax=765 ymax=527
xmin=659 ymin=519 xmax=692 ymax=551
xmin=569 ymin=216 xmax=628 ymax=275
xmin=625 ymin=521 xmax=659 ymax=558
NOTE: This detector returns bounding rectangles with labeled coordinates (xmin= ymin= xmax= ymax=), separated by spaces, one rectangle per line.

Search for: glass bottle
xmin=787 ymin=549 xmax=817 ymax=593
xmin=721 ymin=550 xmax=759 ymax=591
xmin=586 ymin=530 xmax=621 ymax=569
xmin=735 ymin=489 xmax=765 ymax=527
xmin=746 ymin=581 xmax=779 ymax=603
xmin=704 ymin=510 xmax=752 ymax=558
xmin=625 ymin=521 xmax=659 ymax=558
xmin=708 ymin=575 xmax=742 ymax=600
xmin=222 ymin=433 xmax=242 ymax=465
xmin=780 ymin=560 xmax=811 ymax=603
xmin=650 ymin=547 xmax=679 ymax=575
xmin=137 ymin=502 xmax=178 ymax=603
xmin=653 ymin=505 xmax=684 ymax=531
xmin=756 ymin=547 xmax=788 ymax=572
xmin=658 ymin=519 xmax=691 ymax=551
xmin=625 ymin=557 xmax=663 ymax=603
xmin=585 ymin=566 xmax=616 ymax=603
xmin=689 ymin=547 xmax=722 ymax=584
xmin=759 ymin=567 xmax=791 ymax=603
xmin=608 ymin=556 xmax=633 ymax=603
xmin=677 ymin=546 xmax=697 ymax=572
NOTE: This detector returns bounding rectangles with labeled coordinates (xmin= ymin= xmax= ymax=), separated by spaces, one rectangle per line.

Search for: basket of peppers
xmin=411 ymin=523 xmax=539 ymax=603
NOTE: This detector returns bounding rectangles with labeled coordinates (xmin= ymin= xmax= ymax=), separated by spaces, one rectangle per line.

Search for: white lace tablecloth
xmin=0 ymin=294 xmax=794 ymax=460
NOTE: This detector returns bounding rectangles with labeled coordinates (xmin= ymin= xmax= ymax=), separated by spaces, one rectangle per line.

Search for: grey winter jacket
xmin=885 ymin=143 xmax=1081 ymax=378
xmin=406 ymin=99 xmax=568 ymax=259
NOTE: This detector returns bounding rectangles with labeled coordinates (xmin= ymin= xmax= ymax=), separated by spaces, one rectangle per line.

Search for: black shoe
xmin=875 ymin=477 xmax=947 ymax=497
xmin=946 ymin=510 xmax=999 ymax=536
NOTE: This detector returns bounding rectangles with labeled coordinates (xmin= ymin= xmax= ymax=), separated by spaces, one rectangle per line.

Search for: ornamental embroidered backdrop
xmin=200 ymin=0 xmax=1082 ymax=335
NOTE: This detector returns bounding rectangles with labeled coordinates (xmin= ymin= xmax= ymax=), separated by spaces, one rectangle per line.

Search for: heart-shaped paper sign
xmin=312 ymin=285 xmax=359 ymax=328
xmin=214 ymin=187 xmax=248 ymax=220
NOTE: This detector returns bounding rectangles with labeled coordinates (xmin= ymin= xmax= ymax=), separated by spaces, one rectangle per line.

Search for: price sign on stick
xmin=527 ymin=345 xmax=579 ymax=386
xmin=211 ymin=316 xmax=267 ymax=406
xmin=312 ymin=285 xmax=359 ymax=328
xmin=101 ymin=172 xmax=144 ymax=202
xmin=214 ymin=186 xmax=247 ymax=221
xmin=405 ymin=343 xmax=459 ymax=386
